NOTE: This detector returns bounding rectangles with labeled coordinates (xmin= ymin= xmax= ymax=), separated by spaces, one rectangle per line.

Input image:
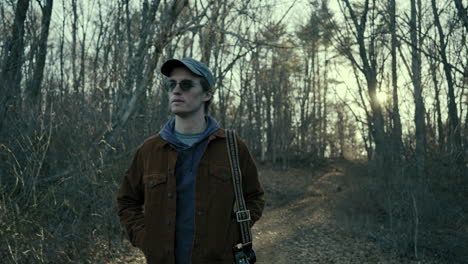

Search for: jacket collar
xmin=208 ymin=128 xmax=226 ymax=141
xmin=153 ymin=128 xmax=225 ymax=149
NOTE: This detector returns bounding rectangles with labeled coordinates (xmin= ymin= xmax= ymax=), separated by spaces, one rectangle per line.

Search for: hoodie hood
xmin=159 ymin=116 xmax=220 ymax=149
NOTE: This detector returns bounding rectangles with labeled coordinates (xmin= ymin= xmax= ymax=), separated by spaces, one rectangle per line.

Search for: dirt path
xmin=252 ymin=161 xmax=424 ymax=264
xmin=112 ymin=161 xmax=430 ymax=263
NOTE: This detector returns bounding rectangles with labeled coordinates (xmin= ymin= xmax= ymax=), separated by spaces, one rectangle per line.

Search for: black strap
xmin=226 ymin=129 xmax=252 ymax=244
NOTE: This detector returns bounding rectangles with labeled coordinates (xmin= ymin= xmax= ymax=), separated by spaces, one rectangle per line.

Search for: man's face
xmin=166 ymin=67 xmax=212 ymax=117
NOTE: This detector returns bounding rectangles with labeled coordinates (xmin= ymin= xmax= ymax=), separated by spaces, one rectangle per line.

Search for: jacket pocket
xmin=208 ymin=165 xmax=234 ymax=202
xmin=209 ymin=165 xmax=232 ymax=183
xmin=143 ymin=173 xmax=167 ymax=187
xmin=143 ymin=173 xmax=167 ymax=205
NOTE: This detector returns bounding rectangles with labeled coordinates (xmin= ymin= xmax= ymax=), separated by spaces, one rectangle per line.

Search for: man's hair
xmin=199 ymin=77 xmax=212 ymax=113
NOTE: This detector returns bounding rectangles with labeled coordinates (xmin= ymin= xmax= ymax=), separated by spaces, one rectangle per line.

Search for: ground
xmin=110 ymin=160 xmax=440 ymax=263
xmin=252 ymin=161 xmax=418 ymax=264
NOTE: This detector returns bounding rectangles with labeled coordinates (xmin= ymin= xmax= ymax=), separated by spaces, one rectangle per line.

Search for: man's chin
xmin=171 ymin=107 xmax=183 ymax=115
xmin=171 ymin=107 xmax=203 ymax=118
xmin=173 ymin=110 xmax=190 ymax=118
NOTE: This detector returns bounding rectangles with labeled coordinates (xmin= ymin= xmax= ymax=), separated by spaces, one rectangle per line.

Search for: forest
xmin=0 ymin=0 xmax=466 ymax=263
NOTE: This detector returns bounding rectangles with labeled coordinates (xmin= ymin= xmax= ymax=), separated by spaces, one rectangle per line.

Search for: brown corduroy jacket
xmin=116 ymin=129 xmax=265 ymax=264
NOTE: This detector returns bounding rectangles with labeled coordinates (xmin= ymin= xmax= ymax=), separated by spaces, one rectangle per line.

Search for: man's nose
xmin=172 ymin=83 xmax=183 ymax=94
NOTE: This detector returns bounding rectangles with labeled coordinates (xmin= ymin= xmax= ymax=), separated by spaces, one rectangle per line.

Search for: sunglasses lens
xmin=164 ymin=80 xmax=194 ymax=91
xmin=164 ymin=80 xmax=177 ymax=91
xmin=179 ymin=80 xmax=193 ymax=91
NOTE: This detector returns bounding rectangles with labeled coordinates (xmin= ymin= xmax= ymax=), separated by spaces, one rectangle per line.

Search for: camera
xmin=233 ymin=243 xmax=256 ymax=264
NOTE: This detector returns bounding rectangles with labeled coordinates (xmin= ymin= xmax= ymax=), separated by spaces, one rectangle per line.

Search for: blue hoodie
xmin=159 ymin=116 xmax=220 ymax=264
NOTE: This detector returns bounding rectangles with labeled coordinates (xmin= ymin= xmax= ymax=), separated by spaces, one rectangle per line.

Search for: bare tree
xmin=102 ymin=0 xmax=189 ymax=154
xmin=0 ymin=0 xmax=30 ymax=132
xmin=431 ymin=0 xmax=463 ymax=173
xmin=410 ymin=0 xmax=426 ymax=179
xmin=71 ymin=0 xmax=79 ymax=93
xmin=338 ymin=0 xmax=387 ymax=172
xmin=27 ymin=0 xmax=53 ymax=106
xmin=389 ymin=0 xmax=403 ymax=167
xmin=453 ymin=0 xmax=468 ymax=32
xmin=428 ymin=44 xmax=445 ymax=152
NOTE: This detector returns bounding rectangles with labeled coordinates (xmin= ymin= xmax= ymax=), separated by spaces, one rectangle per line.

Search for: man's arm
xmin=238 ymin=137 xmax=265 ymax=226
xmin=116 ymin=148 xmax=145 ymax=248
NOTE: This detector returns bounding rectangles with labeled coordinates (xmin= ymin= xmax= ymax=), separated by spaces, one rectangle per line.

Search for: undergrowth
xmin=334 ymin=159 xmax=467 ymax=263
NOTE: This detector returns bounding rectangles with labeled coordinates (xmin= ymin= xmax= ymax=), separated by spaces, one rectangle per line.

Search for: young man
xmin=117 ymin=58 xmax=265 ymax=264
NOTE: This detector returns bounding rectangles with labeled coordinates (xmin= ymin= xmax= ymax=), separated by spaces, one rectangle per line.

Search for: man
xmin=117 ymin=58 xmax=265 ymax=264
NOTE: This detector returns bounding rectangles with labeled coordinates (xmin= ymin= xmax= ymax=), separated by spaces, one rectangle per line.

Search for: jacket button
xmin=149 ymin=179 xmax=154 ymax=185
xmin=167 ymin=192 xmax=173 ymax=198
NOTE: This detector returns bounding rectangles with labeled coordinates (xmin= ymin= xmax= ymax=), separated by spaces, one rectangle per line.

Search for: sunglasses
xmin=163 ymin=79 xmax=196 ymax=92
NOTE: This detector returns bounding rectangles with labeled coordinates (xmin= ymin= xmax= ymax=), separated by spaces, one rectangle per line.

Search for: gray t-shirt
xmin=174 ymin=130 xmax=203 ymax=147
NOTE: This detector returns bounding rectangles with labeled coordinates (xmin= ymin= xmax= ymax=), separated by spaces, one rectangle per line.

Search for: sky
xmin=273 ymin=0 xmax=463 ymax=141
xmin=4 ymin=0 xmax=463 ymax=146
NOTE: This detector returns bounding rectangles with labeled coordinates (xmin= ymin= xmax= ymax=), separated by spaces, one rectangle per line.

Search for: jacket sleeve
xmin=237 ymin=136 xmax=265 ymax=226
xmin=116 ymin=147 xmax=145 ymax=248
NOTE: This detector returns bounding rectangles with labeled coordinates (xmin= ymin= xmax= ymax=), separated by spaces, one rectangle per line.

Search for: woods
xmin=0 ymin=0 xmax=466 ymax=263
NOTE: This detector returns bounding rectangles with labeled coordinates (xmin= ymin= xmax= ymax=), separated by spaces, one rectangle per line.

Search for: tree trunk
xmin=453 ymin=0 xmax=468 ymax=32
xmin=71 ymin=0 xmax=79 ymax=93
xmin=390 ymin=0 xmax=403 ymax=167
xmin=311 ymin=44 xmax=318 ymax=158
xmin=321 ymin=51 xmax=329 ymax=158
xmin=428 ymin=50 xmax=445 ymax=152
xmin=337 ymin=109 xmax=345 ymax=157
xmin=265 ymin=84 xmax=273 ymax=161
xmin=27 ymin=0 xmax=53 ymax=106
xmin=199 ymin=0 xmax=220 ymax=65
xmin=431 ymin=0 xmax=463 ymax=174
xmin=411 ymin=0 xmax=426 ymax=179
xmin=300 ymin=52 xmax=312 ymax=151
xmin=0 ymin=0 xmax=30 ymax=132
xmin=80 ymin=27 xmax=86 ymax=94
xmin=341 ymin=0 xmax=387 ymax=172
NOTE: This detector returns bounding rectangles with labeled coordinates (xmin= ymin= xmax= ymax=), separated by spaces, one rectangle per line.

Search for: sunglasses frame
xmin=164 ymin=79 xmax=196 ymax=92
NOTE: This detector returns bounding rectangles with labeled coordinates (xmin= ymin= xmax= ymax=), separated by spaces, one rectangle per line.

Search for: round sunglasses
xmin=163 ymin=79 xmax=196 ymax=92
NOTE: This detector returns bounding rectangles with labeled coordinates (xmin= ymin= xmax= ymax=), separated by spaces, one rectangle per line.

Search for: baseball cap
xmin=161 ymin=58 xmax=215 ymax=89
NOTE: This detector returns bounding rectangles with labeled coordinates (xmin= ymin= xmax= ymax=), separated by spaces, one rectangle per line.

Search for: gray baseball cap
xmin=161 ymin=58 xmax=215 ymax=89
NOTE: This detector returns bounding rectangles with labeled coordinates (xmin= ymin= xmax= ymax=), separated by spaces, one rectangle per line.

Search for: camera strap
xmin=226 ymin=129 xmax=252 ymax=245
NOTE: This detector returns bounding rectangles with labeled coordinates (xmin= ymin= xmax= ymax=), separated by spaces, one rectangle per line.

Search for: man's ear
xmin=203 ymin=90 xmax=213 ymax=102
